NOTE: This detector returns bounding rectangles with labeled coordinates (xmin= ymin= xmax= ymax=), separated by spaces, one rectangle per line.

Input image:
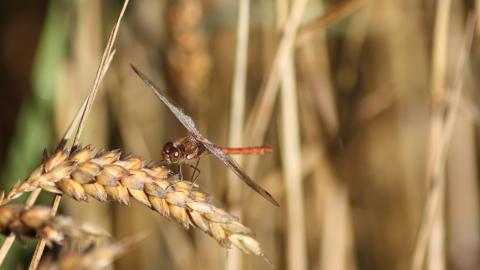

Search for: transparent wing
xmin=130 ymin=64 xmax=199 ymax=135
xmin=203 ymin=143 xmax=279 ymax=206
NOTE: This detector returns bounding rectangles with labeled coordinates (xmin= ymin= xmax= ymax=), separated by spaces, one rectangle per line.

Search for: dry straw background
xmin=0 ymin=0 xmax=479 ymax=269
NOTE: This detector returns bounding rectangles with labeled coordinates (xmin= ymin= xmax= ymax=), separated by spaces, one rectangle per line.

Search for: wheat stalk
xmin=2 ymin=145 xmax=265 ymax=257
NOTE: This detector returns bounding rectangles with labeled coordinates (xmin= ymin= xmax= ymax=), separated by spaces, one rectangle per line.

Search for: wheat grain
xmin=2 ymin=145 xmax=265 ymax=257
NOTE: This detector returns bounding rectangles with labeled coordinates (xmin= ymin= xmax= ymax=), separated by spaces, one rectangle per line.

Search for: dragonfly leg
xmin=165 ymin=163 xmax=183 ymax=191
xmin=177 ymin=163 xmax=183 ymax=180
xmin=189 ymin=159 xmax=201 ymax=184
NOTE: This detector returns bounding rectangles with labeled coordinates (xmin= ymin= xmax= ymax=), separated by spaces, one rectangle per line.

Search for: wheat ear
xmin=39 ymin=240 xmax=127 ymax=270
xmin=0 ymin=204 xmax=108 ymax=247
xmin=2 ymin=145 xmax=265 ymax=257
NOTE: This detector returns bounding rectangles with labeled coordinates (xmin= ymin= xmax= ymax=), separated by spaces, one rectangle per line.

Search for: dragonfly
xmin=131 ymin=64 xmax=279 ymax=206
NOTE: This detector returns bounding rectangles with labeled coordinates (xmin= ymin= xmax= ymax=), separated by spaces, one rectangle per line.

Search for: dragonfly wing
xmin=203 ymin=143 xmax=279 ymax=206
xmin=130 ymin=65 xmax=199 ymax=134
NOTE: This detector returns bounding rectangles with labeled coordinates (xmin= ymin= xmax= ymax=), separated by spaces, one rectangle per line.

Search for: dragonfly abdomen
xmin=218 ymin=146 xmax=273 ymax=155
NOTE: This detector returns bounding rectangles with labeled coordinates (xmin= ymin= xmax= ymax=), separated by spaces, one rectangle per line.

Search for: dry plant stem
xmin=321 ymin=181 xmax=349 ymax=270
xmin=228 ymin=0 xmax=250 ymax=207
xmin=309 ymin=145 xmax=352 ymax=270
xmin=411 ymin=13 xmax=475 ymax=270
xmin=427 ymin=1 xmax=451 ymax=268
xmin=297 ymin=6 xmax=342 ymax=136
xmin=296 ymin=0 xmax=365 ymax=46
xmin=245 ymin=0 xmax=361 ymax=147
xmin=30 ymin=49 xmax=115 ymax=270
xmin=23 ymin=1 xmax=130 ymax=268
xmin=244 ymin=0 xmax=307 ymax=145
xmin=0 ymin=235 xmax=15 ymax=265
xmin=226 ymin=0 xmax=250 ymax=269
xmin=30 ymin=47 xmax=114 ymax=263
xmin=72 ymin=0 xmax=129 ymax=146
xmin=57 ymin=50 xmax=116 ymax=152
xmin=411 ymin=0 xmax=451 ymax=269
xmin=281 ymin=53 xmax=306 ymax=270
xmin=442 ymin=15 xmax=475 ymax=178
xmin=445 ymin=18 xmax=479 ymax=267
xmin=29 ymin=195 xmax=62 ymax=270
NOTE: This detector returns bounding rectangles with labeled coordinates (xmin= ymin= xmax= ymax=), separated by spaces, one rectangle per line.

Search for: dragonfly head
xmin=162 ymin=142 xmax=181 ymax=163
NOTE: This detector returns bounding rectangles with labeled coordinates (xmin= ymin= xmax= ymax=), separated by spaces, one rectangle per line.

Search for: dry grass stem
xmin=296 ymin=0 xmax=366 ymax=46
xmin=29 ymin=194 xmax=63 ymax=270
xmin=25 ymin=1 xmax=130 ymax=268
xmin=226 ymin=0 xmax=250 ymax=268
xmin=281 ymin=51 xmax=306 ymax=270
xmin=71 ymin=0 xmax=129 ymax=146
xmin=2 ymin=146 xmax=266 ymax=257
xmin=228 ymin=0 xmax=250 ymax=207
xmin=411 ymin=14 xmax=475 ymax=270
xmin=411 ymin=0 xmax=452 ymax=267
xmin=244 ymin=0 xmax=307 ymax=145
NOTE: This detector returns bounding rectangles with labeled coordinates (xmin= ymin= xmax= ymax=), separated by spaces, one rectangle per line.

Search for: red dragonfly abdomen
xmin=217 ymin=146 xmax=273 ymax=155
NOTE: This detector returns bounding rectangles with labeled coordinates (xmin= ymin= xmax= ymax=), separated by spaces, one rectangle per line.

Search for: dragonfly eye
xmin=162 ymin=142 xmax=180 ymax=162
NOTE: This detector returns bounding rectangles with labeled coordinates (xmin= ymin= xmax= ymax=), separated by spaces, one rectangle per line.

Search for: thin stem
xmin=281 ymin=50 xmax=307 ymax=270
xmin=226 ymin=0 xmax=250 ymax=269
xmin=411 ymin=0 xmax=452 ymax=267
xmin=244 ymin=0 xmax=308 ymax=146
xmin=0 ymin=236 xmax=15 ymax=266
xmin=72 ymin=0 xmax=128 ymax=146
xmin=23 ymin=1 xmax=130 ymax=268
xmin=296 ymin=0 xmax=365 ymax=46
xmin=411 ymin=12 xmax=475 ymax=270
xmin=28 ymin=195 xmax=62 ymax=270
xmin=56 ymin=50 xmax=115 ymax=152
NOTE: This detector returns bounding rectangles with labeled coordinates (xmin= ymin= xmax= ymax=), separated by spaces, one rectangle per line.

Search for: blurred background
xmin=0 ymin=0 xmax=479 ymax=269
